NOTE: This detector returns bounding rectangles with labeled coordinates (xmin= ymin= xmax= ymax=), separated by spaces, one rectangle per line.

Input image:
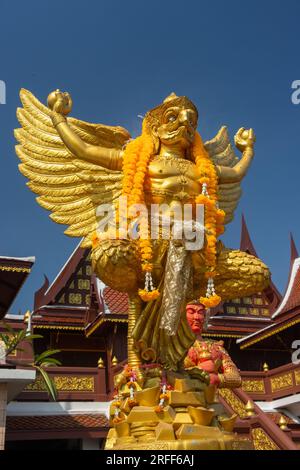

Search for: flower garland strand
xmin=112 ymin=392 xmax=123 ymax=425
xmin=121 ymin=122 xmax=160 ymax=302
xmin=126 ymin=367 xmax=138 ymax=408
xmin=155 ymin=378 xmax=171 ymax=413
xmin=192 ymin=132 xmax=225 ymax=308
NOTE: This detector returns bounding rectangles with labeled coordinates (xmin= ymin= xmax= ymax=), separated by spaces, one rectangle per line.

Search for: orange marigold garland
xmin=155 ymin=379 xmax=171 ymax=413
xmin=192 ymin=132 xmax=224 ymax=308
xmin=121 ymin=122 xmax=160 ymax=302
xmin=112 ymin=394 xmax=124 ymax=424
xmin=125 ymin=367 xmax=139 ymax=408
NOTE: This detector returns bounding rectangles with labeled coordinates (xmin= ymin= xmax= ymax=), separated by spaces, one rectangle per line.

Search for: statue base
xmin=105 ymin=373 xmax=253 ymax=451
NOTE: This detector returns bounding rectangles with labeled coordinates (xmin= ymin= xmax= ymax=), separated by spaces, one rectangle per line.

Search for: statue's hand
xmin=186 ymin=367 xmax=210 ymax=385
xmin=47 ymin=89 xmax=73 ymax=116
xmin=234 ymin=128 xmax=256 ymax=153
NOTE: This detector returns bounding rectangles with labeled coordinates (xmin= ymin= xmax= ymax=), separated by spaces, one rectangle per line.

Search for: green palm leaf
xmin=34 ymin=349 xmax=61 ymax=365
xmin=35 ymin=366 xmax=57 ymax=401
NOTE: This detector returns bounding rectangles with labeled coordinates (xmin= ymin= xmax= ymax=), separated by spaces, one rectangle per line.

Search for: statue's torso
xmin=184 ymin=339 xmax=225 ymax=373
xmin=147 ymin=155 xmax=202 ymax=204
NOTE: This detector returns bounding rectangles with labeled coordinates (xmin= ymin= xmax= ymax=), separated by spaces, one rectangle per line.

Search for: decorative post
xmin=127 ymin=295 xmax=142 ymax=368
xmin=263 ymin=362 xmax=269 ymax=372
xmin=278 ymin=415 xmax=288 ymax=431
xmin=245 ymin=400 xmax=255 ymax=418
xmin=98 ymin=357 xmax=105 ymax=369
xmin=112 ymin=356 xmax=118 ymax=367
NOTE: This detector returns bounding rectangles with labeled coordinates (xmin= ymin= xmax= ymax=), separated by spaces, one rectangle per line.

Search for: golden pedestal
xmin=105 ymin=378 xmax=253 ymax=450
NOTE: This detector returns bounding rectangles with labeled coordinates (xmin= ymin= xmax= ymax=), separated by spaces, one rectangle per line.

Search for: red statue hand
xmin=197 ymin=360 xmax=215 ymax=374
xmin=209 ymin=373 xmax=220 ymax=386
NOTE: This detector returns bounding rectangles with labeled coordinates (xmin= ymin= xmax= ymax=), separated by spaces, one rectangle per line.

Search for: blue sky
xmin=1 ymin=0 xmax=300 ymax=313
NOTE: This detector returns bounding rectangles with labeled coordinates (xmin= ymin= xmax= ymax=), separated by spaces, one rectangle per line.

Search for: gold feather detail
xmin=205 ymin=126 xmax=242 ymax=224
xmin=15 ymin=89 xmax=129 ymax=247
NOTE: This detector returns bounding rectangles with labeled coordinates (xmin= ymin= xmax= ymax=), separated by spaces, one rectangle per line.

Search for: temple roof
xmin=236 ymin=307 xmax=300 ymax=349
xmin=208 ymin=215 xmax=282 ymax=337
xmin=103 ymin=287 xmax=128 ymax=315
xmin=34 ymin=242 xmax=88 ymax=310
xmin=272 ymin=257 xmax=300 ymax=319
xmin=240 ymin=214 xmax=258 ymax=256
xmin=290 ymin=234 xmax=299 ymax=265
xmin=0 ymin=255 xmax=35 ymax=319
xmin=237 ymin=237 xmax=300 ymax=349
xmin=32 ymin=242 xmax=128 ymax=333
xmin=271 ymin=234 xmax=300 ymax=320
xmin=6 ymin=413 xmax=108 ymax=442
xmin=240 ymin=215 xmax=282 ymax=307
xmin=237 ymin=234 xmax=300 ymax=349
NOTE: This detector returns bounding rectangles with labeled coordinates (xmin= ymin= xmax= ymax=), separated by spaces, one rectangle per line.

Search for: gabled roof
xmin=0 ymin=256 xmax=35 ymax=319
xmin=240 ymin=214 xmax=282 ymax=310
xmin=237 ymin=238 xmax=300 ymax=349
xmin=271 ymin=235 xmax=300 ymax=320
xmin=208 ymin=216 xmax=281 ymax=337
xmin=272 ymin=257 xmax=300 ymax=319
xmin=34 ymin=241 xmax=87 ymax=309
xmin=33 ymin=242 xmax=128 ymax=332
xmin=33 ymin=242 xmax=100 ymax=328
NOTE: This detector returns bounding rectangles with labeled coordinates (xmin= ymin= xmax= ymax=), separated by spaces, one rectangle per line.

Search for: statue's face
xmin=154 ymin=105 xmax=198 ymax=148
xmin=186 ymin=303 xmax=206 ymax=335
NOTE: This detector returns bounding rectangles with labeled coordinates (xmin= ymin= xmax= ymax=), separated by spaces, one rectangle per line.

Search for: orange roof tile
xmin=103 ymin=287 xmax=128 ymax=314
xmin=7 ymin=414 xmax=108 ymax=431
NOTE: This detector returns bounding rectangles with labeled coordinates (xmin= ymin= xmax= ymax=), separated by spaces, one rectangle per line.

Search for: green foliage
xmin=34 ymin=349 xmax=61 ymax=365
xmin=0 ymin=321 xmax=42 ymax=356
xmin=0 ymin=320 xmax=61 ymax=400
xmin=35 ymin=366 xmax=58 ymax=402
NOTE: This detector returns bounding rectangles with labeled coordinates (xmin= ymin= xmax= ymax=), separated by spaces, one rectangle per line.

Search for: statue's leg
xmin=192 ymin=244 xmax=270 ymax=300
xmin=91 ymin=239 xmax=142 ymax=292
xmin=214 ymin=247 xmax=270 ymax=300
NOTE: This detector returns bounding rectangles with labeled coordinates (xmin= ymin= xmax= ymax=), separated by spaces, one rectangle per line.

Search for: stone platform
xmin=105 ymin=376 xmax=253 ymax=450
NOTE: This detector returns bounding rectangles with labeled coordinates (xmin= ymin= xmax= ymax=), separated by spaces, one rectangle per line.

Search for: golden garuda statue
xmin=15 ymin=89 xmax=270 ymax=372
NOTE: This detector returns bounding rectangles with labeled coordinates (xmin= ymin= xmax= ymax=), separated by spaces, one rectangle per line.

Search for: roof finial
xmin=290 ymin=233 xmax=299 ymax=264
xmin=240 ymin=214 xmax=258 ymax=257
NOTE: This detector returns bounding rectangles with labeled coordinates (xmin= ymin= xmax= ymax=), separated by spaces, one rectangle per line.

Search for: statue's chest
xmin=148 ymin=157 xmax=200 ymax=181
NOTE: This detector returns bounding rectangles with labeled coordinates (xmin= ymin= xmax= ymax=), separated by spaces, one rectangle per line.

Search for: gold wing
xmin=204 ymin=126 xmax=242 ymax=224
xmin=15 ymin=89 xmax=130 ymax=248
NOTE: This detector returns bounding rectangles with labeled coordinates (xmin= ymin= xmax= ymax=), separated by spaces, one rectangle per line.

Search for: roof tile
xmin=7 ymin=414 xmax=108 ymax=431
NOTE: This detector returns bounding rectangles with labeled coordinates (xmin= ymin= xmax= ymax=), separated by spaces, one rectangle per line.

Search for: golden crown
xmin=144 ymin=93 xmax=198 ymax=128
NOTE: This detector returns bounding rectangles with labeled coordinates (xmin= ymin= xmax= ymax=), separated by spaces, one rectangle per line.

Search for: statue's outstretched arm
xmin=216 ymin=128 xmax=255 ymax=183
xmin=50 ymin=91 xmax=123 ymax=171
xmin=218 ymin=352 xmax=242 ymax=389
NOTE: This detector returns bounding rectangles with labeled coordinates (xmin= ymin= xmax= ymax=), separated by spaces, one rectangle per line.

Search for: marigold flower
xmin=200 ymin=294 xmax=222 ymax=308
xmin=159 ymin=393 xmax=169 ymax=400
xmin=113 ymin=416 xmax=124 ymax=424
xmin=155 ymin=406 xmax=164 ymax=414
xmin=128 ymin=398 xmax=138 ymax=408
